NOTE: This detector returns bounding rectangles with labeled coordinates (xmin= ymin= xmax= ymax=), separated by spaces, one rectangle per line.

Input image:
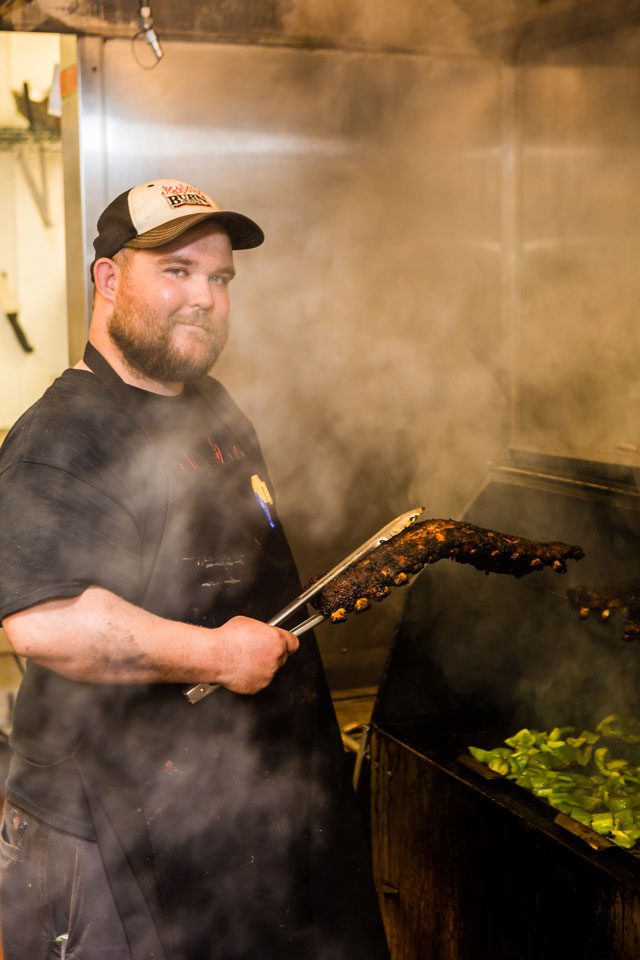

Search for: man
xmin=0 ymin=179 xmax=389 ymax=960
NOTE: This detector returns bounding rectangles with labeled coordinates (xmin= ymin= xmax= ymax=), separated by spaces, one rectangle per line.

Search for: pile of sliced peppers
xmin=469 ymin=714 xmax=640 ymax=849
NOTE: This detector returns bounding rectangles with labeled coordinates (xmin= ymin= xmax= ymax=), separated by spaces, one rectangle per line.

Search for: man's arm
xmin=2 ymin=586 xmax=299 ymax=695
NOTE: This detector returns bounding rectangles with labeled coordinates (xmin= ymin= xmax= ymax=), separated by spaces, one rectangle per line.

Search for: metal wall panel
xmin=514 ymin=27 xmax=640 ymax=456
xmin=70 ymin=38 xmax=506 ymax=686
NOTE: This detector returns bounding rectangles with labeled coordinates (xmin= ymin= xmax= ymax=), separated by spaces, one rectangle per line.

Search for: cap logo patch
xmin=161 ymin=182 xmax=211 ymax=210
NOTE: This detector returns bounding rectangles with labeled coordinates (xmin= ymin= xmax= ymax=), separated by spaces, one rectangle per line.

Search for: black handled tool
xmin=6 ymin=312 xmax=34 ymax=353
xmin=0 ymin=271 xmax=33 ymax=353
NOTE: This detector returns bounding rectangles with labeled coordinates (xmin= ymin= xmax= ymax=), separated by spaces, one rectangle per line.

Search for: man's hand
xmin=211 ymin=616 xmax=299 ymax=694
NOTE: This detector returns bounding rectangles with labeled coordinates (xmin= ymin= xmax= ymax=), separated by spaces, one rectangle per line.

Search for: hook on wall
xmin=132 ymin=1 xmax=164 ymax=69
xmin=15 ymin=82 xmax=53 ymax=229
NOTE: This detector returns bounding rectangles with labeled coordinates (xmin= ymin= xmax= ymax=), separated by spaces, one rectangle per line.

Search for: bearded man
xmin=0 ymin=179 xmax=389 ymax=960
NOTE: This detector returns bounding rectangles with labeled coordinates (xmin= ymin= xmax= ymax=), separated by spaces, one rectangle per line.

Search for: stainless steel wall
xmin=67 ymin=38 xmax=508 ymax=687
xmin=514 ymin=27 xmax=640 ymax=456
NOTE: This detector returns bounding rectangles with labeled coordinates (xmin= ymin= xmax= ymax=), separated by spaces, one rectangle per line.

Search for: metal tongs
xmin=183 ymin=506 xmax=424 ymax=704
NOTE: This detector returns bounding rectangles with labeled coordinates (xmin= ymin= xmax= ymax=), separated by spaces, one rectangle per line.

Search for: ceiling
xmin=0 ymin=0 xmax=639 ymax=61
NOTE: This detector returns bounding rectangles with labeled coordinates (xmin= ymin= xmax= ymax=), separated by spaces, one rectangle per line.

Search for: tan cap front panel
xmin=127 ymin=179 xmax=221 ymax=235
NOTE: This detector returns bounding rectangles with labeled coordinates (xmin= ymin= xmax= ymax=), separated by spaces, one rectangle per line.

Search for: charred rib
xmin=310 ymin=518 xmax=584 ymax=621
xmin=568 ymin=586 xmax=640 ymax=643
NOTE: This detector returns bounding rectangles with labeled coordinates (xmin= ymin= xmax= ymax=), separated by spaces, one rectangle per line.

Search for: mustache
xmin=170 ymin=311 xmax=215 ymax=332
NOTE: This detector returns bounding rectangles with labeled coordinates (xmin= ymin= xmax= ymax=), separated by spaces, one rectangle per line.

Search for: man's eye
xmin=210 ymin=275 xmax=229 ymax=285
xmin=166 ymin=267 xmax=187 ymax=277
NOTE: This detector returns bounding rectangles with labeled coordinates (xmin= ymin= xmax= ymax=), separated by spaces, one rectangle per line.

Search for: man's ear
xmin=93 ymin=258 xmax=120 ymax=303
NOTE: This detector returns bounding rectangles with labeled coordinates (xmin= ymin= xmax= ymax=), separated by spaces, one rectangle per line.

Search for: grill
xmin=369 ymin=449 xmax=640 ymax=959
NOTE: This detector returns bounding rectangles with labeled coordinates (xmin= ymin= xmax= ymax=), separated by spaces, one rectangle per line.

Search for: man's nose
xmin=189 ymin=276 xmax=215 ymax=309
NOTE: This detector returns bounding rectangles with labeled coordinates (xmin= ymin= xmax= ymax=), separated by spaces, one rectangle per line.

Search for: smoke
xmin=192 ymin=28 xmax=640 ymax=688
xmin=281 ymin=0 xmax=476 ymax=57
xmin=201 ymin=49 xmax=507 ymax=684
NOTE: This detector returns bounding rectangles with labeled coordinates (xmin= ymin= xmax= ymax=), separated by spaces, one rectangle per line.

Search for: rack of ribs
xmin=309 ymin=518 xmax=585 ymax=623
xmin=567 ymin=586 xmax=640 ymax=642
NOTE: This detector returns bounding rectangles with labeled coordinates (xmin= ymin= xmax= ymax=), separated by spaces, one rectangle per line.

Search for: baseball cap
xmin=91 ymin=178 xmax=264 ymax=279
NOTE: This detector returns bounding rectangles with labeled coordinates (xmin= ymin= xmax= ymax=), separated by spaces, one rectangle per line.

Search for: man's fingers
xmin=214 ymin=617 xmax=301 ymax=693
xmin=274 ymin=630 xmax=298 ymax=670
xmin=284 ymin=629 xmax=299 ymax=655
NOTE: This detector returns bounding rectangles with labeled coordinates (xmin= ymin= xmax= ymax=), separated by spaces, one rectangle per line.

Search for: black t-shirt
xmin=0 ymin=365 xmax=390 ymax=960
xmin=0 ymin=368 xmax=301 ymax=837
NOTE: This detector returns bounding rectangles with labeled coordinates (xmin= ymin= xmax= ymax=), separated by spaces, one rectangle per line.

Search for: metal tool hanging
xmin=0 ymin=270 xmax=33 ymax=353
xmin=16 ymin=82 xmax=52 ymax=229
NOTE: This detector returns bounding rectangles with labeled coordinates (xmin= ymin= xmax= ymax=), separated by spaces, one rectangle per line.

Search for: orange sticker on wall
xmin=60 ymin=64 xmax=78 ymax=99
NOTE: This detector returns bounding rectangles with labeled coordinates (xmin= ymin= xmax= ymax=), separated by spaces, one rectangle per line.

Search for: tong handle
xmin=291 ymin=612 xmax=325 ymax=637
xmin=184 ymin=681 xmax=219 ymax=703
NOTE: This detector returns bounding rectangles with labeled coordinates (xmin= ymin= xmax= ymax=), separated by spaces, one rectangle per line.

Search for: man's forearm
xmin=2 ymin=587 xmax=298 ymax=691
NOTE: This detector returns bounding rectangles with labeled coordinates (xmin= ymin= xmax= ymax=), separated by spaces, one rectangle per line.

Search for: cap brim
xmin=125 ymin=211 xmax=264 ymax=251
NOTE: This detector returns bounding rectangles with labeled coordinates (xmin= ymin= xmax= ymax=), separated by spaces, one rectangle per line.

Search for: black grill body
xmin=370 ymin=450 xmax=640 ymax=959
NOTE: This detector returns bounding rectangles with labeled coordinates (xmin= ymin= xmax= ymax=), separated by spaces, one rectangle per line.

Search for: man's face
xmin=108 ymin=222 xmax=236 ymax=385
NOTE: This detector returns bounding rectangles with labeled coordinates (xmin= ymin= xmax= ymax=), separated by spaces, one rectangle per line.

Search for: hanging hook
xmin=136 ymin=1 xmax=164 ymax=64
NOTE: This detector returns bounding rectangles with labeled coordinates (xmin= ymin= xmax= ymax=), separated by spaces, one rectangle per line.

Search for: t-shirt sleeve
xmin=0 ymin=461 xmax=142 ymax=621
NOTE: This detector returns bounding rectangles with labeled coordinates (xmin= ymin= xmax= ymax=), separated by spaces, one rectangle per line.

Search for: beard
xmin=108 ymin=291 xmax=229 ymax=385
